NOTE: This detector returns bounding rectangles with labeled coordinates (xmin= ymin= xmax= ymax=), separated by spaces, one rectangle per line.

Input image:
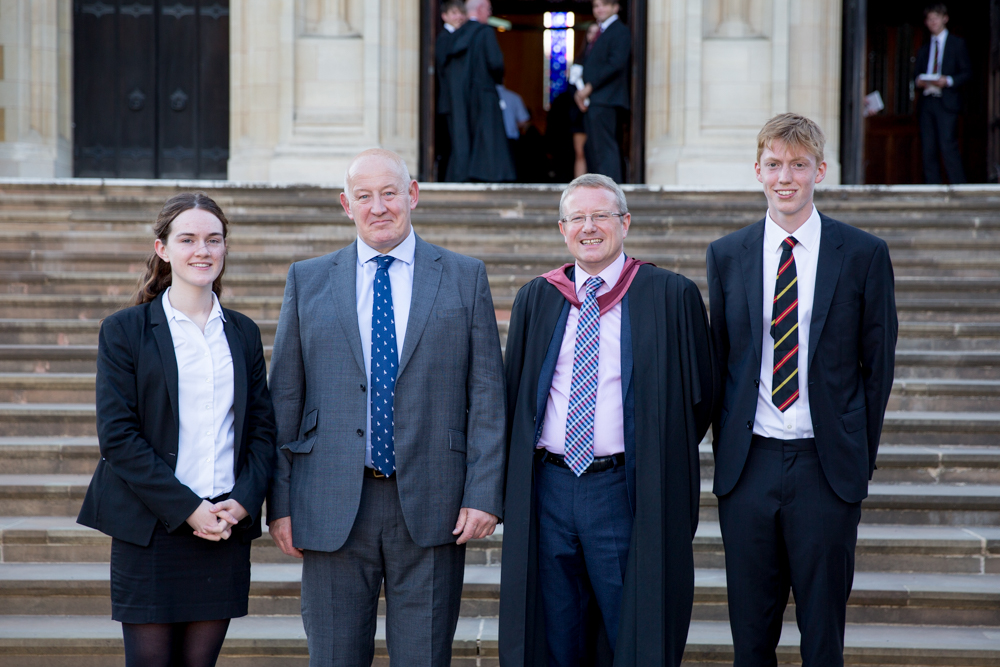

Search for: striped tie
xmin=564 ymin=276 xmax=604 ymax=476
xmin=771 ymin=236 xmax=799 ymax=412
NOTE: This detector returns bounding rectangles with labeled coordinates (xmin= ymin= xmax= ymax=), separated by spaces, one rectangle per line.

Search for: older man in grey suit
xmin=267 ymin=148 xmax=506 ymax=666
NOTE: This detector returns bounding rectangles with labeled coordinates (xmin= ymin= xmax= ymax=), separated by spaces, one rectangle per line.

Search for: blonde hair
xmin=756 ymin=113 xmax=826 ymax=164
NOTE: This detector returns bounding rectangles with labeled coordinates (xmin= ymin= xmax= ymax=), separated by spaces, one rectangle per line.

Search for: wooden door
xmin=73 ymin=1 xmax=229 ymax=179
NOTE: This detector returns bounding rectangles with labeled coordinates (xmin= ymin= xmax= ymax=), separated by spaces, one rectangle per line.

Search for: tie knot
xmin=374 ymin=255 xmax=395 ymax=271
xmin=584 ymin=276 xmax=604 ymax=296
xmin=783 ymin=236 xmax=798 ymax=250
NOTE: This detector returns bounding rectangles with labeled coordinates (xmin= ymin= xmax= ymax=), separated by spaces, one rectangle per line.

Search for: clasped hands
xmin=186 ymin=498 xmax=248 ymax=541
xmin=269 ymin=507 xmax=498 ymax=559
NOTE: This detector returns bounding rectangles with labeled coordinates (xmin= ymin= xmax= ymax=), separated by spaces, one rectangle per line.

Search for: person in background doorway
xmin=497 ymin=81 xmax=532 ymax=180
xmin=571 ymin=22 xmax=602 ymax=178
xmin=438 ymin=0 xmax=516 ymax=182
xmin=77 ymin=193 xmax=276 ymax=667
xmin=435 ymin=0 xmax=468 ymax=180
xmin=576 ymin=0 xmax=631 ymax=183
xmin=915 ymin=3 xmax=971 ymax=184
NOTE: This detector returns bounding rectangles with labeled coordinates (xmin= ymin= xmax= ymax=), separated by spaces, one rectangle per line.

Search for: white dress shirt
xmin=443 ymin=22 xmax=456 ymax=33
xmin=754 ymin=207 xmax=821 ymax=439
xmin=538 ymin=252 xmax=626 ymax=456
xmin=356 ymin=228 xmax=415 ymax=468
xmin=161 ymin=287 xmax=236 ymax=499
xmin=924 ymin=29 xmax=954 ymax=90
xmin=600 ymin=14 xmax=619 ymax=31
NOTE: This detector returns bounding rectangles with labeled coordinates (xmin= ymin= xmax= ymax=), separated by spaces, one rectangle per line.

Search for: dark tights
xmin=122 ymin=619 xmax=231 ymax=667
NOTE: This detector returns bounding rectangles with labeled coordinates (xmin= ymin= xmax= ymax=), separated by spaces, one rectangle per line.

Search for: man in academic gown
xmin=434 ymin=0 xmax=467 ymax=180
xmin=499 ymin=174 xmax=717 ymax=667
xmin=439 ymin=0 xmax=515 ymax=182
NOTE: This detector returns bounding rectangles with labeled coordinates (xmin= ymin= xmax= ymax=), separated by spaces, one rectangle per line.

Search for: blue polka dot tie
xmin=370 ymin=255 xmax=397 ymax=476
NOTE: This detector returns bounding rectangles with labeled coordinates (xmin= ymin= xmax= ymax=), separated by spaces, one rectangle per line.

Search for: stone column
xmin=645 ymin=0 xmax=842 ymax=186
xmin=229 ymin=0 xmax=418 ymax=185
xmin=0 ymin=0 xmax=72 ymax=177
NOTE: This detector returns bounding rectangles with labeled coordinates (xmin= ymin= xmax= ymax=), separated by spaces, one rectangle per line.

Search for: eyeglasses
xmin=560 ymin=211 xmax=625 ymax=225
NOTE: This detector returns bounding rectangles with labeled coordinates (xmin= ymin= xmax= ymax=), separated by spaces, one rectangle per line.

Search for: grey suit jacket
xmin=267 ymin=234 xmax=507 ymax=551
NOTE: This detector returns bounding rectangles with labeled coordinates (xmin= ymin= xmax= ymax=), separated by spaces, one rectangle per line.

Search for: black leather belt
xmin=535 ymin=449 xmax=625 ymax=473
xmin=364 ymin=467 xmax=395 ymax=480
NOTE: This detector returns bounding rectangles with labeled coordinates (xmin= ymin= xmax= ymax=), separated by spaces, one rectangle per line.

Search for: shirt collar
xmin=937 ymin=28 xmax=949 ymax=45
xmin=764 ymin=205 xmax=821 ymax=254
xmin=161 ymin=286 xmax=226 ymax=324
xmin=575 ymin=252 xmax=626 ymax=296
xmin=357 ymin=226 xmax=416 ymax=267
xmin=600 ymin=14 xmax=618 ymax=30
xmin=443 ymin=23 xmax=456 ymax=33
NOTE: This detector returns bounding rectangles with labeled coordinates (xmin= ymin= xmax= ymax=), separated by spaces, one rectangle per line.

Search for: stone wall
xmin=227 ymin=0 xmax=420 ymax=185
xmin=645 ymin=0 xmax=842 ymax=186
xmin=0 ymin=0 xmax=72 ymax=177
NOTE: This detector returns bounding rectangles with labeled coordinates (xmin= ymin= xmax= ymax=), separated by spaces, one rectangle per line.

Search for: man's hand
xmin=452 ymin=508 xmax=498 ymax=545
xmin=269 ymin=516 xmax=303 ymax=558
xmin=574 ymin=85 xmax=592 ymax=113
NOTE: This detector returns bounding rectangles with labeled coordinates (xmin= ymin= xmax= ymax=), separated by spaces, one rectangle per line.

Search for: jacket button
xmin=357 ymin=429 xmax=364 ymax=437
xmin=533 ymin=416 xmax=536 ymax=423
xmin=360 ymin=384 xmax=366 ymax=392
xmin=754 ymin=379 xmax=760 ymax=388
xmin=746 ymin=420 xmax=753 ymax=430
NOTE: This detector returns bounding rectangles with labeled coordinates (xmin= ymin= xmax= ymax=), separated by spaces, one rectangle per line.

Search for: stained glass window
xmin=543 ymin=12 xmax=575 ymax=110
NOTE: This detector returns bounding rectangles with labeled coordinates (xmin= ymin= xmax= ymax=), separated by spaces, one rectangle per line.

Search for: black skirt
xmin=110 ymin=521 xmax=252 ymax=624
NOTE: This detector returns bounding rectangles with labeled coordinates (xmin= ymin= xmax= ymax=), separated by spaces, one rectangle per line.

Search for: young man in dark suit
xmin=706 ymin=114 xmax=898 ymax=666
xmin=575 ymin=0 xmax=631 ymax=183
xmin=915 ymin=3 xmax=972 ymax=184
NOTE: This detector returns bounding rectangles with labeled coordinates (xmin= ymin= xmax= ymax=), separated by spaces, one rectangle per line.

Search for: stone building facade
xmin=0 ymin=0 xmax=842 ymax=186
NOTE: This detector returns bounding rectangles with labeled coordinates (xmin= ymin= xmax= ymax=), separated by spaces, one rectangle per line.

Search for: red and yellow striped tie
xmin=771 ymin=236 xmax=799 ymax=412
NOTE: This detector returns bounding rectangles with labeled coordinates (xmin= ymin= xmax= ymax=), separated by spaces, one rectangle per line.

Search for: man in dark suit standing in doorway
xmin=575 ymin=0 xmax=631 ymax=183
xmin=707 ymin=114 xmax=897 ymax=666
xmin=915 ymin=3 xmax=972 ymax=184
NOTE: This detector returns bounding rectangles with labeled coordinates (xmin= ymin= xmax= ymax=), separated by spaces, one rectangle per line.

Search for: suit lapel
xmin=329 ymin=243 xmax=367 ymax=376
xmin=222 ymin=314 xmax=247 ymax=464
xmin=739 ymin=220 xmax=766 ymax=365
xmin=808 ymin=214 xmax=845 ymax=370
xmin=398 ymin=235 xmax=442 ymax=378
xmin=150 ymin=293 xmax=181 ymax=437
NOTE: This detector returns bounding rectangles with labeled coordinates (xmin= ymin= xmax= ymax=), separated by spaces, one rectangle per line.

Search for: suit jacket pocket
xmin=449 ymin=429 xmax=467 ymax=453
xmin=300 ymin=408 xmax=318 ymax=437
xmin=840 ymin=406 xmax=867 ymax=434
xmin=436 ymin=307 xmax=467 ymax=319
xmin=281 ymin=435 xmax=317 ymax=454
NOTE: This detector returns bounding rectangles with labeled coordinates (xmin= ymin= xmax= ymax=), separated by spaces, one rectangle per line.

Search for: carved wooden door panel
xmin=73 ymin=1 xmax=229 ymax=179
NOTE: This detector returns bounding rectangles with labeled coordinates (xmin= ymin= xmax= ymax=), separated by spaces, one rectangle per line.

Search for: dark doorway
xmin=73 ymin=0 xmax=230 ymax=179
xmin=861 ymin=0 xmax=990 ymax=184
xmin=418 ymin=0 xmax=646 ymax=183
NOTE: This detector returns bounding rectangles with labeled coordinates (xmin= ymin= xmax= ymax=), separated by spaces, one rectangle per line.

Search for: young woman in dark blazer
xmin=77 ymin=193 xmax=276 ymax=667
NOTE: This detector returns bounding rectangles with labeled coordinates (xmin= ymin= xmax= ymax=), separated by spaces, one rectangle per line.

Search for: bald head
xmin=340 ymin=148 xmax=419 ymax=254
xmin=344 ymin=148 xmax=411 ymax=200
xmin=466 ymin=0 xmax=491 ymax=21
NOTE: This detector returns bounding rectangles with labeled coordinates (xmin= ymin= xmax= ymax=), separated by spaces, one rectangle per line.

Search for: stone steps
xmin=2 ymin=563 xmax=998 ymax=627
xmin=3 ymin=515 xmax=996 ymax=574
xmin=1 ymin=616 xmax=999 ymax=667
xmin=1 ymin=182 xmax=998 ymax=665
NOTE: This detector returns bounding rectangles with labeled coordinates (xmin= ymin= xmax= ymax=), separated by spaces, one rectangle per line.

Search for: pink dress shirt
xmin=538 ymin=253 xmax=626 ymax=456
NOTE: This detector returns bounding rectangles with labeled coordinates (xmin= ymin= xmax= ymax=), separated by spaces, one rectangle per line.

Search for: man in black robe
xmin=438 ymin=0 xmax=515 ymax=182
xmin=499 ymin=174 xmax=717 ymax=666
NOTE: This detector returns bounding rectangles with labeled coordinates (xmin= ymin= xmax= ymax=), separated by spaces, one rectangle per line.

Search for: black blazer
xmin=915 ymin=33 xmax=972 ymax=113
xmin=77 ymin=292 xmax=276 ymax=546
xmin=706 ymin=213 xmax=897 ymax=504
xmin=582 ymin=18 xmax=631 ymax=109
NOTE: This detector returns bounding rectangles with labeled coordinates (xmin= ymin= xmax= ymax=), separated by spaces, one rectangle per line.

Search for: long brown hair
xmin=132 ymin=193 xmax=230 ymax=306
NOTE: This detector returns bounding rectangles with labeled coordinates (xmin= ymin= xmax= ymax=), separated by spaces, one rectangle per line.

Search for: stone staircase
xmin=0 ymin=179 xmax=999 ymax=666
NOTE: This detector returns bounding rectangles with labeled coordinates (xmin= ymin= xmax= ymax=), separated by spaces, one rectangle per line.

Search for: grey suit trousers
xmin=301 ymin=475 xmax=466 ymax=667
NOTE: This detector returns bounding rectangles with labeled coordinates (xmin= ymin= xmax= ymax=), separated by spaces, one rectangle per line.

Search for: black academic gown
xmin=499 ymin=263 xmax=718 ymax=667
xmin=440 ymin=20 xmax=516 ymax=182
